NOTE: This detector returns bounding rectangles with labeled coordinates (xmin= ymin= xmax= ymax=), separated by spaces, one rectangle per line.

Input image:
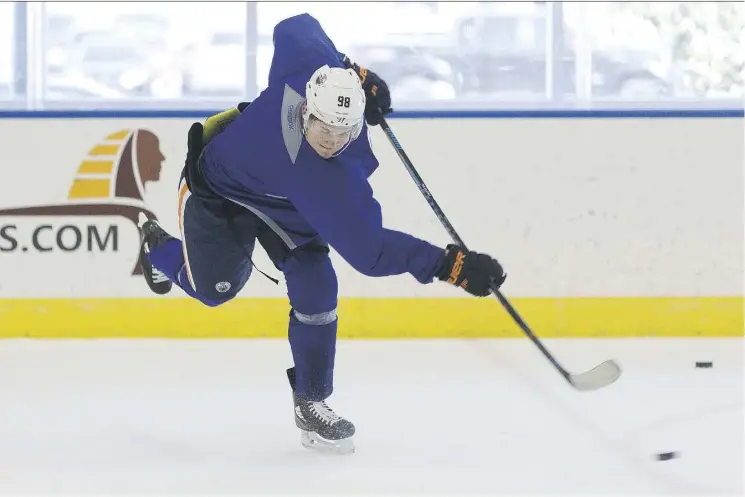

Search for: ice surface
xmin=0 ymin=338 xmax=741 ymax=495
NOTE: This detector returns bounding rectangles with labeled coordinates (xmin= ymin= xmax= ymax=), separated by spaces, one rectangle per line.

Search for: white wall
xmin=0 ymin=116 xmax=741 ymax=299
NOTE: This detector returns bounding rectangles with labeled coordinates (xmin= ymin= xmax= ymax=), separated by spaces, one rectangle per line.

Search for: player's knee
xmin=197 ymin=293 xmax=235 ymax=308
xmin=190 ymin=270 xmax=249 ymax=307
xmin=198 ymin=280 xmax=243 ymax=305
xmin=283 ymin=248 xmax=338 ymax=317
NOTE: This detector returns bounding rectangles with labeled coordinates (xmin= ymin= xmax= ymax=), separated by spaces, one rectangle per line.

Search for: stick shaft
xmin=378 ymin=117 xmax=572 ymax=383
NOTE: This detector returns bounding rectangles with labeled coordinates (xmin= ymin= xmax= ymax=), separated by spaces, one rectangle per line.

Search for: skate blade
xmin=300 ymin=430 xmax=355 ymax=455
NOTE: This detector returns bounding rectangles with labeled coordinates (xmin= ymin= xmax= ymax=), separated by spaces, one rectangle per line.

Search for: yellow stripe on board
xmin=88 ymin=144 xmax=120 ymax=156
xmin=77 ymin=160 xmax=115 ymax=174
xmin=106 ymin=130 xmax=130 ymax=140
xmin=68 ymin=179 xmax=111 ymax=198
xmin=0 ymin=297 xmax=741 ymax=339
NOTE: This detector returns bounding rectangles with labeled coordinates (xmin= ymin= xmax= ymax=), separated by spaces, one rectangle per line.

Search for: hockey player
xmin=138 ymin=13 xmax=507 ymax=455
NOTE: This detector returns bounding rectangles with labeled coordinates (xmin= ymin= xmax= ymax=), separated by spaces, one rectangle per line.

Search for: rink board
xmin=0 ymin=112 xmax=741 ymax=339
xmin=0 ymin=296 xmax=741 ymax=338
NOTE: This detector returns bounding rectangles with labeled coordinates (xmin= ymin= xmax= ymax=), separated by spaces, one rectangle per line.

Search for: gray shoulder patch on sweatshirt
xmin=281 ymin=84 xmax=305 ymax=164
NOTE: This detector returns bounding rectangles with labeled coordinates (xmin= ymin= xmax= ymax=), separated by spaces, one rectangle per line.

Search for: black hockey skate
xmin=286 ymin=367 xmax=355 ymax=455
xmin=138 ymin=213 xmax=175 ymax=295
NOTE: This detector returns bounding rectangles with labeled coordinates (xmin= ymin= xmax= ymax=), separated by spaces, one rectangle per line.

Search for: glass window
xmin=257 ymin=1 xmax=552 ymax=109
xmin=22 ymin=1 xmax=742 ymax=110
xmin=0 ymin=2 xmax=14 ymax=103
xmin=565 ymin=1 xmax=744 ymax=102
xmin=41 ymin=2 xmax=247 ymax=104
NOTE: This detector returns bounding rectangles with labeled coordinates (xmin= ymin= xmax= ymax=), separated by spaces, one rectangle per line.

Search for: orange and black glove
xmin=436 ymin=244 xmax=507 ymax=297
xmin=342 ymin=55 xmax=392 ymax=126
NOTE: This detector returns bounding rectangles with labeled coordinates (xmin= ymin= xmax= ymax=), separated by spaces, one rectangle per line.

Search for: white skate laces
xmin=151 ymin=269 xmax=169 ymax=284
xmin=308 ymin=401 xmax=342 ymax=426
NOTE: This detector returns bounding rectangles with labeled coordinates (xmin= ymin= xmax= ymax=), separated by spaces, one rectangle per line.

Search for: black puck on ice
xmin=655 ymin=452 xmax=679 ymax=461
xmin=695 ymin=361 xmax=713 ymax=368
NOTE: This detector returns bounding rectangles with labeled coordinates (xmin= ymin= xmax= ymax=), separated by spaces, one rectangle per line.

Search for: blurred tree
xmin=621 ymin=1 xmax=743 ymax=97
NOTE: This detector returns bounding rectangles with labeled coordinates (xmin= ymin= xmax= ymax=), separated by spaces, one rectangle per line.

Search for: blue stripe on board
xmin=0 ymin=109 xmax=742 ymax=119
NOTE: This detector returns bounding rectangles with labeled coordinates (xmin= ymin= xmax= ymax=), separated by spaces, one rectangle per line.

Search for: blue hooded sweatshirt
xmin=199 ymin=13 xmax=445 ymax=283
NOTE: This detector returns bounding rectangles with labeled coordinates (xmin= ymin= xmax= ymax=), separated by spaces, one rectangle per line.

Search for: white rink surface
xmin=0 ymin=338 xmax=742 ymax=496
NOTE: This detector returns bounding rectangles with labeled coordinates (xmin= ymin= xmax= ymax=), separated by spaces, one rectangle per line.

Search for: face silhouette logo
xmin=136 ymin=130 xmax=165 ymax=188
xmin=0 ymin=129 xmax=166 ymax=275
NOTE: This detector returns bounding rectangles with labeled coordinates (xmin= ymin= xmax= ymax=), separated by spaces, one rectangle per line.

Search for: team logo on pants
xmin=215 ymin=281 xmax=231 ymax=293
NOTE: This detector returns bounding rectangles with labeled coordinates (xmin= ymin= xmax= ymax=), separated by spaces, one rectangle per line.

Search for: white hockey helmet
xmin=303 ymin=64 xmax=366 ymax=157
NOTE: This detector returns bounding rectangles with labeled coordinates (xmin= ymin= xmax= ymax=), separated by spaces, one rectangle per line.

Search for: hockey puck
xmin=655 ymin=452 xmax=679 ymax=461
xmin=695 ymin=361 xmax=713 ymax=368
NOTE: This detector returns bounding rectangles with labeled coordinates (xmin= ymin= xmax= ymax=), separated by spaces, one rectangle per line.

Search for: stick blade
xmin=568 ymin=360 xmax=621 ymax=391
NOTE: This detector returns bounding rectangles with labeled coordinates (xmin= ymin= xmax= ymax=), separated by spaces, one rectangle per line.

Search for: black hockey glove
xmin=436 ymin=244 xmax=507 ymax=297
xmin=343 ymin=55 xmax=392 ymax=126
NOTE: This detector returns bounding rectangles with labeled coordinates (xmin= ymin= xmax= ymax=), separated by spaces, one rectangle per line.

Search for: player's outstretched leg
xmin=286 ymin=366 xmax=355 ymax=455
xmin=138 ymin=214 xmax=175 ymax=295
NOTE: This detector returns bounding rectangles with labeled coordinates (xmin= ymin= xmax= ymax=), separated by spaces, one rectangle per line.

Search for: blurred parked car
xmin=350 ymin=10 xmax=671 ymax=102
xmin=48 ymin=29 xmax=183 ymax=98
xmin=346 ymin=43 xmax=463 ymax=101
xmin=182 ymin=31 xmax=245 ymax=97
xmin=44 ymin=74 xmax=126 ymax=99
xmin=456 ymin=12 xmax=671 ymax=98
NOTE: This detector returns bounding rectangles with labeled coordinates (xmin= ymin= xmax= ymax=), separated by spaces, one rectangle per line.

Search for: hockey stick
xmin=377 ymin=116 xmax=621 ymax=392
